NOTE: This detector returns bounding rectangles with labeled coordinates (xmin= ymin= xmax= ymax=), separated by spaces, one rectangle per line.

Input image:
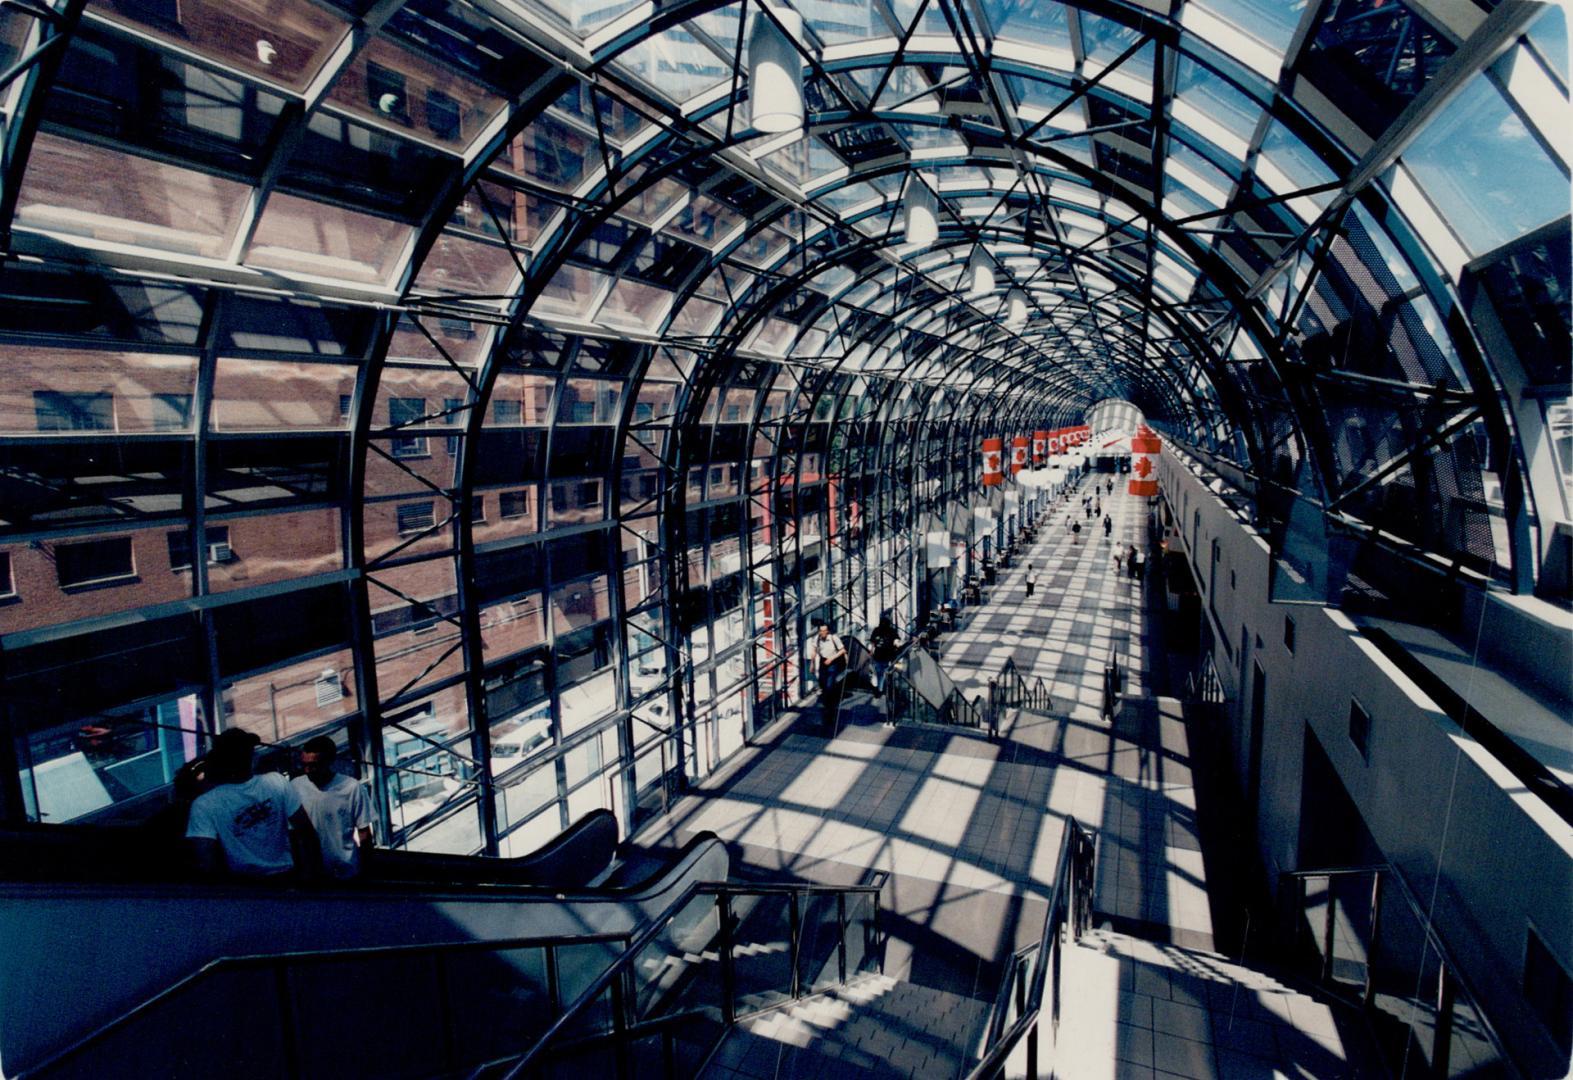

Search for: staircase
xmin=703 ymin=974 xmax=992 ymax=1080
xmin=1056 ymin=928 xmax=1383 ymax=1080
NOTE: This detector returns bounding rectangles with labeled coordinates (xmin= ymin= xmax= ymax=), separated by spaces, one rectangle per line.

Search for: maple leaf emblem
xmin=1133 ymin=456 xmax=1153 ymax=478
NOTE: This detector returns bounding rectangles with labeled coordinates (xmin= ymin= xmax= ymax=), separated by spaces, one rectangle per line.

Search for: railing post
xmin=1321 ymin=883 xmax=1338 ymax=985
xmin=609 ymin=972 xmax=632 ymax=1080
xmin=1364 ymin=872 xmax=1383 ymax=1008
xmin=718 ymin=892 xmax=737 ymax=1026
xmin=545 ymin=943 xmax=561 ymax=1011
xmin=1433 ymin=962 xmax=1456 ymax=1080
xmin=836 ymin=892 xmax=848 ymax=986
xmin=788 ymin=890 xmax=803 ymax=1000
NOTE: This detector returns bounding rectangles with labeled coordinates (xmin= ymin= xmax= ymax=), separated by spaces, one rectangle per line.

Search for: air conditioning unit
xmin=208 ymin=541 xmax=234 ymax=564
xmin=314 ymin=669 xmax=344 ymax=708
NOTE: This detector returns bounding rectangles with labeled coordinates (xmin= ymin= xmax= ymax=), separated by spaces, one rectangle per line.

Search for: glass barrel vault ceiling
xmin=0 ymin=0 xmax=1567 ymax=849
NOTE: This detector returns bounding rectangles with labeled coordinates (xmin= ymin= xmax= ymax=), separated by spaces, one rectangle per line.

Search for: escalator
xmin=7 ymin=830 xmax=887 ymax=1080
xmin=1 ymin=812 xmax=730 ymax=1079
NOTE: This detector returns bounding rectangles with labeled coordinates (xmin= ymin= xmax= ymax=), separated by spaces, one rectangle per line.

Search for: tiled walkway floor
xmin=939 ymin=477 xmax=1154 ymax=716
xmin=638 ymin=476 xmax=1368 ymax=1077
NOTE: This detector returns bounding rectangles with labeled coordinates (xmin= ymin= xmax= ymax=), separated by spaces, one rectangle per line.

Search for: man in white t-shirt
xmin=186 ymin=728 xmax=319 ymax=878
xmin=813 ymin=623 xmax=848 ymax=731
xmin=292 ymin=735 xmax=375 ymax=880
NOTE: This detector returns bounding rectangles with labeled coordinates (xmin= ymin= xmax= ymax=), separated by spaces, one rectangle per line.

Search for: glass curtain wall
xmin=0 ymin=0 xmax=1564 ymax=851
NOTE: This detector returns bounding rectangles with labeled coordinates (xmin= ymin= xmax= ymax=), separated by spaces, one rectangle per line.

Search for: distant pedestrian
xmin=1072 ymin=521 xmax=1081 ymax=545
xmin=1025 ymin=565 xmax=1038 ymax=598
xmin=1103 ymin=514 xmax=1112 ymax=539
xmin=869 ymin=615 xmax=899 ymax=699
xmin=1112 ymin=549 xmax=1123 ymax=574
xmin=1130 ymin=548 xmax=1144 ymax=580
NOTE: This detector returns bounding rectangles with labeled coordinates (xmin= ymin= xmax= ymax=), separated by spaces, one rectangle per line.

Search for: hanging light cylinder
xmin=1006 ymin=288 xmax=1028 ymax=326
xmin=967 ymin=249 xmax=995 ymax=297
xmin=748 ymin=7 xmax=805 ymax=134
xmin=903 ymin=175 xmax=938 ymax=247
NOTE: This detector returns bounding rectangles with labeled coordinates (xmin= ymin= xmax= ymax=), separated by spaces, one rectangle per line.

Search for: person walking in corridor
xmin=1103 ymin=514 xmax=1112 ymax=539
xmin=1025 ymin=565 xmax=1038 ymax=598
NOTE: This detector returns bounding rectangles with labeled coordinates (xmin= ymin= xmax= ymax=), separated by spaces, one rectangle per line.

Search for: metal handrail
xmin=493 ymin=878 xmax=884 ymax=1080
xmin=1282 ymin=863 xmax=1521 ymax=1078
xmin=20 ymin=929 xmax=631 ymax=1079
xmin=967 ymin=818 xmax=1097 ymax=1080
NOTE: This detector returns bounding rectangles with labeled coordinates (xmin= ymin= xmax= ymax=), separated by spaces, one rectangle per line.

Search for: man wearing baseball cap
xmin=186 ymin=728 xmax=320 ymax=879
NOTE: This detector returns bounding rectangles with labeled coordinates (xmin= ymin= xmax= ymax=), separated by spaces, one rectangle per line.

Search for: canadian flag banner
xmin=1129 ymin=429 xmax=1161 ymax=496
xmin=1010 ymin=436 xmax=1029 ymax=474
xmin=982 ymin=436 xmax=1004 ymax=486
xmin=1032 ymin=430 xmax=1047 ymax=463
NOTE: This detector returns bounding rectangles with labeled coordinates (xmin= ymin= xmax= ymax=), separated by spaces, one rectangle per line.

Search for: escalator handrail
xmin=493 ymin=878 xmax=885 ymax=1080
xmin=1 ymin=822 xmax=722 ymax=901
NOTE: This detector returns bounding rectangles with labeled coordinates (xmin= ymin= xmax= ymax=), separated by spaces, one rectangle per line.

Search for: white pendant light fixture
xmin=1006 ymin=288 xmax=1028 ymax=327
xmin=748 ymin=7 xmax=805 ymax=134
xmin=903 ymin=174 xmax=938 ymax=248
xmin=967 ymin=248 xmax=996 ymax=297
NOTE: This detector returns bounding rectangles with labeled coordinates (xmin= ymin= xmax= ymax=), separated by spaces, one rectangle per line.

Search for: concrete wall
xmin=1157 ymin=447 xmax=1573 ymax=1076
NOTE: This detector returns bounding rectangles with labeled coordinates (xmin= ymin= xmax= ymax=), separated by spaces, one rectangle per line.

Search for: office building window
xmin=445 ymin=397 xmax=462 ymax=454
xmin=34 ymin=391 xmax=114 ymax=431
xmin=56 ymin=536 xmax=135 ymax=588
xmin=397 ymin=502 xmax=436 ymax=536
xmin=339 ymin=394 xmax=353 ymax=423
xmin=0 ymin=552 xmax=13 ymax=599
xmin=389 ymin=397 xmax=429 ymax=457
xmin=471 ymin=496 xmax=486 ymax=523
xmin=493 ymin=399 xmax=522 ymax=425
xmin=499 ymin=490 xmax=530 ymax=519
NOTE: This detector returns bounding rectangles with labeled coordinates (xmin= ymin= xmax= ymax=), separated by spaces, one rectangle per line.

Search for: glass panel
xmin=324 ymin=34 xmax=505 ymax=148
xmin=93 ymin=0 xmax=350 ymax=92
xmin=726 ymin=890 xmax=795 ymax=1014
xmin=443 ymin=945 xmax=553 ymax=1066
xmin=844 ymin=889 xmax=878 ymax=977
xmin=247 ymin=194 xmax=412 ymax=285
xmin=411 ymin=231 xmax=521 ymax=296
xmin=495 ymin=757 xmax=558 ymax=830
xmin=369 ymin=560 xmax=465 ymax=698
xmin=14 ymin=692 xmax=202 ymax=825
xmin=1 ymin=349 xmax=198 ymax=435
xmin=381 ymin=686 xmax=474 ymax=833
xmin=796 ymin=891 xmax=844 ymax=996
xmin=628 ymin=888 xmax=724 ymax=1052
xmin=16 ymin=133 xmax=248 ymax=258
xmin=49 ymin=27 xmax=289 ymax=176
xmin=206 ymin=508 xmax=343 ymax=593
xmin=556 ymin=378 xmax=622 ymax=425
xmin=210 ymin=358 xmax=357 ymax=432
xmin=1401 ymin=73 xmax=1571 ymax=256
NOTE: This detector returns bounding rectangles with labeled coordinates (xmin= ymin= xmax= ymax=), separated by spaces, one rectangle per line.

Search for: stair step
xmin=703 ymin=975 xmax=992 ymax=1080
